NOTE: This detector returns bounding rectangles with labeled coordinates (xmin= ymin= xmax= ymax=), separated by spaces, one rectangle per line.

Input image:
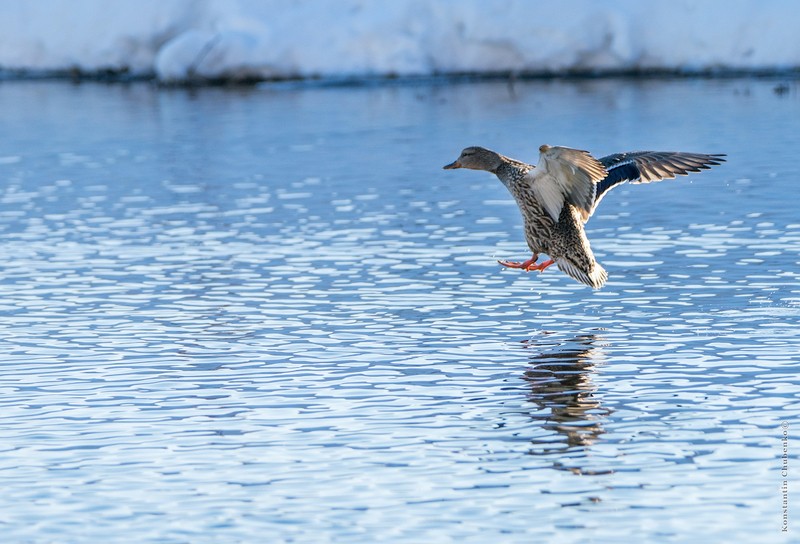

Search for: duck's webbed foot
xmin=498 ymin=255 xmax=555 ymax=273
xmin=498 ymin=254 xmax=537 ymax=270
xmin=526 ymin=259 xmax=555 ymax=272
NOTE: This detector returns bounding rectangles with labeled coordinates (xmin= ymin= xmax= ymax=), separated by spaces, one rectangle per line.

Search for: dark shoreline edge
xmin=1 ymin=66 xmax=799 ymax=88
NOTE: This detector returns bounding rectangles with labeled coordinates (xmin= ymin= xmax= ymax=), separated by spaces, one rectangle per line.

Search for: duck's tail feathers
xmin=557 ymin=259 xmax=608 ymax=289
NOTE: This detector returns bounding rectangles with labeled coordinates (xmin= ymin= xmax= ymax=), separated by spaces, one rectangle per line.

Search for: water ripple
xmin=0 ymin=79 xmax=798 ymax=542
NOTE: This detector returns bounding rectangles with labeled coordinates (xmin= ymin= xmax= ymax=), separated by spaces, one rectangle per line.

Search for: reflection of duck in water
xmin=522 ymin=334 xmax=612 ymax=474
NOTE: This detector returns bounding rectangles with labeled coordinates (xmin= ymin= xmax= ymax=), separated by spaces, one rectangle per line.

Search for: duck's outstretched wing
xmin=591 ymin=151 xmax=726 ymax=214
xmin=527 ymin=144 xmax=608 ymax=223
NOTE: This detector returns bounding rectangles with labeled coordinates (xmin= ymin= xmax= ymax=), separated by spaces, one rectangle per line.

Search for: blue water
xmin=0 ymin=78 xmax=798 ymax=543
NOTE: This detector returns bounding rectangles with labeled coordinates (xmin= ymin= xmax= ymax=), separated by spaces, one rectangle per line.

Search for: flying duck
xmin=443 ymin=145 xmax=725 ymax=288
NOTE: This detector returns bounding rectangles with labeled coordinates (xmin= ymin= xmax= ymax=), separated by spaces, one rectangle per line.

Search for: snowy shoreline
xmin=1 ymin=0 xmax=799 ymax=85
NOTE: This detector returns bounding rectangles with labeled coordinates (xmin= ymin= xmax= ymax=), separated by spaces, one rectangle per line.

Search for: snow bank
xmin=1 ymin=0 xmax=798 ymax=82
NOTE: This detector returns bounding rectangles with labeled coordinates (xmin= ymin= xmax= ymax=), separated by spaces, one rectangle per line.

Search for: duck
xmin=443 ymin=144 xmax=726 ymax=288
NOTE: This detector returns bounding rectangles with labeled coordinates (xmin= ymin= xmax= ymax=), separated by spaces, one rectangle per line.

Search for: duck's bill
xmin=443 ymin=160 xmax=461 ymax=169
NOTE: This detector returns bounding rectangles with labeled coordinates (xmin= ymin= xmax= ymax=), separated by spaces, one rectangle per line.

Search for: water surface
xmin=0 ymin=78 xmax=798 ymax=542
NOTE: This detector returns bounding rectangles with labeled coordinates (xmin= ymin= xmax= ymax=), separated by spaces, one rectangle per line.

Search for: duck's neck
xmin=495 ymin=156 xmax=532 ymax=181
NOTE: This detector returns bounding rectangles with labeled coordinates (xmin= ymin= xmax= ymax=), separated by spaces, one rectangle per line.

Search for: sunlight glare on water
xmin=0 ymin=78 xmax=798 ymax=542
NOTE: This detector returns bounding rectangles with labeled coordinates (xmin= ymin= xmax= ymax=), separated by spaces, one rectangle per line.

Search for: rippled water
xmin=1 ymin=78 xmax=798 ymax=542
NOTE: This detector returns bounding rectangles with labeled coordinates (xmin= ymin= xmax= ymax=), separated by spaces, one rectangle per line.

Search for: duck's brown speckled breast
xmin=496 ymin=162 xmax=557 ymax=255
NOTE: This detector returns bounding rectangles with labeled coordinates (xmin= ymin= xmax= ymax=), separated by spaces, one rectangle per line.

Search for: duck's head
xmin=443 ymin=146 xmax=503 ymax=173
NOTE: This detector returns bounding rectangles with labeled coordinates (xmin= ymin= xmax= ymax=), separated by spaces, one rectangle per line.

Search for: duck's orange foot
xmin=527 ymin=259 xmax=555 ymax=273
xmin=498 ymin=254 xmax=537 ymax=270
xmin=498 ymin=256 xmax=554 ymax=273
xmin=498 ymin=259 xmax=528 ymax=269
